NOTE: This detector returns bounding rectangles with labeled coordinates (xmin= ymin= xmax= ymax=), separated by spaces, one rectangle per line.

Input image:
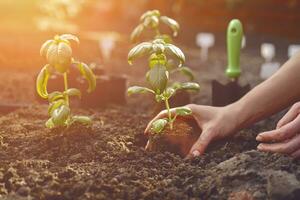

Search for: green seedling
xmin=130 ymin=10 xmax=180 ymax=43
xmin=131 ymin=10 xmax=195 ymax=81
xmin=36 ymin=34 xmax=96 ymax=128
xmin=127 ymin=38 xmax=200 ymax=134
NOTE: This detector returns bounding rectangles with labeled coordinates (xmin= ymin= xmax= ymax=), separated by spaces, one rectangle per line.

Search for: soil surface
xmin=0 ymin=102 xmax=299 ymax=200
xmin=0 ymin=35 xmax=299 ymax=199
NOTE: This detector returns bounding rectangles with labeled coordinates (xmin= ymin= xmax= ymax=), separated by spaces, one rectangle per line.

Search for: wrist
xmin=223 ymin=102 xmax=247 ymax=133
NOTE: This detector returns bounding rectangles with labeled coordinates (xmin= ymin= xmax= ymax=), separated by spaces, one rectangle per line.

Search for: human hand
xmin=145 ymin=104 xmax=239 ymax=158
xmin=256 ymin=102 xmax=300 ymax=158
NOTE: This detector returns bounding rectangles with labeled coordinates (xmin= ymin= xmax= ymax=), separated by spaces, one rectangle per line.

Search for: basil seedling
xmin=37 ymin=34 xmax=96 ymax=128
xmin=127 ymin=38 xmax=200 ymax=133
xmin=131 ymin=10 xmax=195 ymax=82
xmin=130 ymin=9 xmax=179 ymax=43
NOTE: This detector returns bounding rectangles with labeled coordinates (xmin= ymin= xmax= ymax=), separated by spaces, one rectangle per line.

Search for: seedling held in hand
xmin=127 ymin=38 xmax=200 ymax=135
xmin=37 ymin=34 xmax=96 ymax=128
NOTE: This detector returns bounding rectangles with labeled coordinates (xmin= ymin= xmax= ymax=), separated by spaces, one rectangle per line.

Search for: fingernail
xmin=192 ymin=150 xmax=200 ymax=157
xmin=257 ymin=144 xmax=263 ymax=150
xmin=256 ymin=135 xmax=263 ymax=141
xmin=145 ymin=140 xmax=151 ymax=151
xmin=184 ymin=154 xmax=193 ymax=160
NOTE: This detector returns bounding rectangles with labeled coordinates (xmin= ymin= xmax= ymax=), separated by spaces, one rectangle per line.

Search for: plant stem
xmin=63 ymin=72 xmax=69 ymax=106
xmin=155 ymin=28 xmax=161 ymax=38
xmin=165 ymin=98 xmax=173 ymax=130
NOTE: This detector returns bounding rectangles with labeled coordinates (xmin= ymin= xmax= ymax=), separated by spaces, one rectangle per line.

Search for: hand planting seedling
xmin=130 ymin=10 xmax=179 ymax=43
xmin=127 ymin=38 xmax=200 ymax=156
xmin=36 ymin=34 xmax=96 ymax=128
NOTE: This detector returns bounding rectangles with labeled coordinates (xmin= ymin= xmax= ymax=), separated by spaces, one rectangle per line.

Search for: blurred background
xmin=1 ymin=0 xmax=300 ymax=68
xmin=0 ymin=0 xmax=300 ymax=104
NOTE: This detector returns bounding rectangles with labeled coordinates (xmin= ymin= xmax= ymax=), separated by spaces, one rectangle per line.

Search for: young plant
xmin=127 ymin=38 xmax=200 ymax=134
xmin=36 ymin=34 xmax=96 ymax=128
xmin=131 ymin=10 xmax=195 ymax=82
xmin=130 ymin=10 xmax=180 ymax=43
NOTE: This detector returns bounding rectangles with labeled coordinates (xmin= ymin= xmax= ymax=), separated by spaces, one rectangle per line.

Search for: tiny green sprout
xmin=37 ymin=34 xmax=96 ymax=128
xmin=127 ymin=39 xmax=200 ymax=133
xmin=130 ymin=10 xmax=180 ymax=43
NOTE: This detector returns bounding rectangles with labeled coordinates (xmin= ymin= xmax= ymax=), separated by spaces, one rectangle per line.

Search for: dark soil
xmin=0 ymin=103 xmax=299 ymax=200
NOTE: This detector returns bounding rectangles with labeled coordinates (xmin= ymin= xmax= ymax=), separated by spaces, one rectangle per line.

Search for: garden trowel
xmin=212 ymin=19 xmax=250 ymax=106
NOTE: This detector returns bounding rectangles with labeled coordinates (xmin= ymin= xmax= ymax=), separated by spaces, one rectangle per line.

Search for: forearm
xmin=229 ymin=53 xmax=300 ymax=130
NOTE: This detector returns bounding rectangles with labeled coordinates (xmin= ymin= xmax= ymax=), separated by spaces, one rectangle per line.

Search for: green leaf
xmin=155 ymin=34 xmax=173 ymax=44
xmin=48 ymin=99 xmax=66 ymax=115
xmin=127 ymin=86 xmax=154 ymax=96
xmin=45 ymin=118 xmax=55 ymax=129
xmin=166 ymin=59 xmax=176 ymax=70
xmin=152 ymin=43 xmax=165 ymax=54
xmin=57 ymin=42 xmax=72 ymax=62
xmin=178 ymin=67 xmax=195 ymax=81
xmin=175 ymin=107 xmax=192 ymax=116
xmin=150 ymin=16 xmax=159 ymax=28
xmin=51 ymin=105 xmax=70 ymax=126
xmin=155 ymin=94 xmax=164 ymax=102
xmin=180 ymin=82 xmax=200 ymax=91
xmin=160 ymin=16 xmax=180 ymax=37
xmin=71 ymin=115 xmax=92 ymax=125
xmin=36 ymin=64 xmax=51 ymax=99
xmin=48 ymin=91 xmax=64 ymax=102
xmin=164 ymin=87 xmax=176 ymax=99
xmin=146 ymin=64 xmax=168 ymax=94
xmin=140 ymin=10 xmax=160 ymax=21
xmin=64 ymin=88 xmax=81 ymax=98
xmin=40 ymin=40 xmax=53 ymax=57
xmin=151 ymin=119 xmax=168 ymax=134
xmin=130 ymin=24 xmax=144 ymax=42
xmin=46 ymin=43 xmax=58 ymax=67
xmin=140 ymin=10 xmax=152 ymax=21
xmin=76 ymin=62 xmax=96 ymax=93
xmin=60 ymin=34 xmax=80 ymax=44
xmin=128 ymin=42 xmax=152 ymax=64
xmin=165 ymin=44 xmax=185 ymax=66
xmin=149 ymin=53 xmax=167 ymax=68
xmin=55 ymin=42 xmax=72 ymax=73
xmin=170 ymin=82 xmax=181 ymax=90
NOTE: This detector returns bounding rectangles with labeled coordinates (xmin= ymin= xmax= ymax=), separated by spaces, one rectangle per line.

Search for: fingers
xmin=291 ymin=148 xmax=300 ymax=159
xmin=186 ymin=128 xmax=215 ymax=159
xmin=144 ymin=104 xmax=196 ymax=134
xmin=277 ymin=103 xmax=300 ymax=129
xmin=144 ymin=109 xmax=172 ymax=134
xmin=257 ymin=134 xmax=300 ymax=154
xmin=256 ymin=114 xmax=300 ymax=142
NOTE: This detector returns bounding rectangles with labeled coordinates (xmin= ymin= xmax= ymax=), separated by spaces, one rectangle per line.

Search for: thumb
xmin=186 ymin=129 xmax=214 ymax=159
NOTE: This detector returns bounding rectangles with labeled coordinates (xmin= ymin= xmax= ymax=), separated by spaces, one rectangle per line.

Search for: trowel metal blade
xmin=212 ymin=80 xmax=250 ymax=106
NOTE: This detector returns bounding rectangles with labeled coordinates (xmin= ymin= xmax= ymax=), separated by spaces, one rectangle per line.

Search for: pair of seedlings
xmin=36 ymin=10 xmax=199 ymax=156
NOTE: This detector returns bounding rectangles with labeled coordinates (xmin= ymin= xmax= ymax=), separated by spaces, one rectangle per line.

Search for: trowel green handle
xmin=226 ymin=19 xmax=243 ymax=79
